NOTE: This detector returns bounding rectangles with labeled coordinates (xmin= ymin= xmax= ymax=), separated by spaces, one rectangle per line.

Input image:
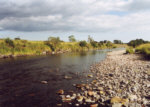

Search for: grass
xmin=135 ymin=43 xmax=150 ymax=57
xmin=126 ymin=47 xmax=134 ymax=54
xmin=0 ymin=38 xmax=124 ymax=56
xmin=0 ymin=39 xmax=51 ymax=56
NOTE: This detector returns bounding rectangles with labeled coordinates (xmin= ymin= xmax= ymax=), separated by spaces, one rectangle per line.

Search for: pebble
xmin=112 ymin=103 xmax=122 ymax=107
xmin=57 ymin=90 xmax=64 ymax=95
xmin=41 ymin=81 xmax=48 ymax=84
xmin=129 ymin=95 xmax=138 ymax=101
xmin=57 ymin=50 xmax=150 ymax=106
xmin=90 ymin=104 xmax=98 ymax=107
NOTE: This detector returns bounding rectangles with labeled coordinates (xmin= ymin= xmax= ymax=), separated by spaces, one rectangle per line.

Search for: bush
xmin=90 ymin=41 xmax=98 ymax=48
xmin=128 ymin=39 xmax=149 ymax=47
xmin=136 ymin=44 xmax=150 ymax=57
xmin=126 ymin=48 xmax=134 ymax=54
xmin=5 ymin=38 xmax=14 ymax=48
xmin=79 ymin=41 xmax=87 ymax=47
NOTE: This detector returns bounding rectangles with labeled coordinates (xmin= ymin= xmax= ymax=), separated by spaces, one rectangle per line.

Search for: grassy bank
xmin=0 ymin=38 xmax=125 ymax=57
xmin=0 ymin=39 xmax=51 ymax=56
xmin=135 ymin=43 xmax=150 ymax=58
xmin=125 ymin=42 xmax=150 ymax=58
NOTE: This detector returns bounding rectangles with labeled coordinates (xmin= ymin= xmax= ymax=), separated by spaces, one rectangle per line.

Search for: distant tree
xmin=128 ymin=39 xmax=149 ymax=47
xmin=88 ymin=35 xmax=94 ymax=43
xmin=114 ymin=40 xmax=122 ymax=44
xmin=46 ymin=36 xmax=61 ymax=51
xmin=90 ymin=41 xmax=98 ymax=48
xmin=79 ymin=41 xmax=87 ymax=47
xmin=99 ymin=41 xmax=104 ymax=44
xmin=68 ymin=35 xmax=76 ymax=42
xmin=48 ymin=36 xmax=61 ymax=45
xmin=104 ymin=40 xmax=108 ymax=43
xmin=14 ymin=36 xmax=21 ymax=40
xmin=5 ymin=38 xmax=14 ymax=48
xmin=106 ymin=41 xmax=113 ymax=47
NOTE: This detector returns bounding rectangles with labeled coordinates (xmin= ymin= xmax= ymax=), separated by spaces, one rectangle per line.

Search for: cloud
xmin=0 ymin=0 xmax=150 ymax=34
xmin=125 ymin=0 xmax=150 ymax=11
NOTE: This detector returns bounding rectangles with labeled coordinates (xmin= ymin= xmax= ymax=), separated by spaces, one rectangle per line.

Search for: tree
xmin=128 ymin=39 xmax=149 ymax=47
xmin=47 ymin=36 xmax=61 ymax=51
xmin=79 ymin=41 xmax=87 ymax=47
xmin=106 ymin=41 xmax=113 ymax=47
xmin=48 ymin=36 xmax=61 ymax=45
xmin=88 ymin=35 xmax=94 ymax=43
xmin=68 ymin=35 xmax=76 ymax=42
xmin=5 ymin=38 xmax=14 ymax=48
xmin=90 ymin=41 xmax=98 ymax=48
xmin=114 ymin=40 xmax=122 ymax=44
xmin=14 ymin=36 xmax=21 ymax=40
xmin=104 ymin=40 xmax=108 ymax=43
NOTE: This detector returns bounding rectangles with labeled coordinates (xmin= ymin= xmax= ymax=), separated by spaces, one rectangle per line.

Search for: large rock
xmin=112 ymin=103 xmax=122 ymax=107
xmin=57 ymin=89 xmax=64 ymax=95
xmin=76 ymin=96 xmax=83 ymax=102
xmin=90 ymin=104 xmax=98 ymax=107
xmin=111 ymin=96 xmax=128 ymax=104
xmin=129 ymin=95 xmax=137 ymax=101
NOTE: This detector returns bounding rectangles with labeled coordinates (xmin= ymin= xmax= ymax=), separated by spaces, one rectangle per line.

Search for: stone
xmin=112 ymin=103 xmax=122 ymax=107
xmin=85 ymin=85 xmax=90 ymax=90
xmin=71 ymin=93 xmax=76 ymax=99
xmin=99 ymin=91 xmax=104 ymax=95
xmin=62 ymin=97 xmax=72 ymax=102
xmin=85 ymin=98 xmax=95 ymax=103
xmin=76 ymin=96 xmax=83 ymax=102
xmin=129 ymin=95 xmax=137 ymax=101
xmin=88 ymin=91 xmax=94 ymax=96
xmin=88 ymin=74 xmax=93 ymax=78
xmin=66 ymin=95 xmax=71 ymax=98
xmin=64 ymin=75 xmax=72 ymax=79
xmin=57 ymin=89 xmax=64 ymax=95
xmin=41 ymin=81 xmax=48 ymax=84
xmin=92 ymin=80 xmax=97 ymax=84
xmin=76 ymin=84 xmax=86 ymax=89
xmin=90 ymin=104 xmax=98 ymax=107
xmin=111 ymin=96 xmax=128 ymax=104
xmin=75 ymin=104 xmax=79 ymax=106
xmin=97 ymin=87 xmax=103 ymax=91
xmin=57 ymin=104 xmax=62 ymax=106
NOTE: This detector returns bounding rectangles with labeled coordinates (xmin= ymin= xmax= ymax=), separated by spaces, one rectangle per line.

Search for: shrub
xmin=136 ymin=44 xmax=150 ymax=57
xmin=126 ymin=48 xmax=134 ymax=54
xmin=128 ymin=39 xmax=149 ymax=47
xmin=5 ymin=38 xmax=14 ymax=48
xmin=79 ymin=41 xmax=87 ymax=47
xmin=90 ymin=41 xmax=98 ymax=48
xmin=68 ymin=35 xmax=76 ymax=42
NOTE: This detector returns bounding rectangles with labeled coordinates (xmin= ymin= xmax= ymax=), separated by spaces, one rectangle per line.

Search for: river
xmin=0 ymin=48 xmax=124 ymax=107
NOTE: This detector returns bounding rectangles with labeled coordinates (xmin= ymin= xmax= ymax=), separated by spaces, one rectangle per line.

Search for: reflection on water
xmin=0 ymin=48 xmax=124 ymax=107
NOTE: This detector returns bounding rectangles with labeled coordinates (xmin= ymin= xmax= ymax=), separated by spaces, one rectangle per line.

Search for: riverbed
xmin=0 ymin=48 xmax=124 ymax=107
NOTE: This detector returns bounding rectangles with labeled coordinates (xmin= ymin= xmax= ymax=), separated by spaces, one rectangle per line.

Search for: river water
xmin=0 ymin=48 xmax=123 ymax=107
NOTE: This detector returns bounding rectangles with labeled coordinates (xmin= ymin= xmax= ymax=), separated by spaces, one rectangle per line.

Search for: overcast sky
xmin=0 ymin=0 xmax=150 ymax=42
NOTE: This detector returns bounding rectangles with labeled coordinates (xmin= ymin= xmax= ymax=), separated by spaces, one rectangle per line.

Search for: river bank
xmin=57 ymin=50 xmax=150 ymax=107
xmin=0 ymin=38 xmax=127 ymax=59
xmin=0 ymin=48 xmax=118 ymax=59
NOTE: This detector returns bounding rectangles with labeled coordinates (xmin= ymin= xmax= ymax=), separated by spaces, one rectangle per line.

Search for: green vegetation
xmin=0 ymin=36 xmax=125 ymax=57
xmin=68 ymin=35 xmax=76 ymax=42
xmin=126 ymin=47 xmax=134 ymax=54
xmin=126 ymin=39 xmax=150 ymax=58
xmin=0 ymin=39 xmax=51 ymax=56
xmin=113 ymin=40 xmax=123 ymax=44
xmin=79 ymin=41 xmax=87 ymax=47
xmin=135 ymin=43 xmax=150 ymax=58
xmin=128 ymin=39 xmax=149 ymax=48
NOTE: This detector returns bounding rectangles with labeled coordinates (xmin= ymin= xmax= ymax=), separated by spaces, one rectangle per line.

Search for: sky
xmin=0 ymin=0 xmax=150 ymax=42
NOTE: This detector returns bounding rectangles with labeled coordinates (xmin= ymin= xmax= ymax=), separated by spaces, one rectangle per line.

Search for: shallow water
xmin=0 ymin=48 xmax=124 ymax=107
